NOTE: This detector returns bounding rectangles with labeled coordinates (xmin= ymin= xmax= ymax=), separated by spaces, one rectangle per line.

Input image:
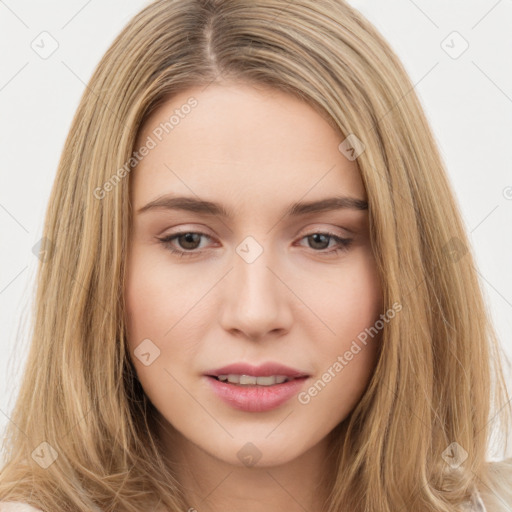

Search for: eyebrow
xmin=136 ymin=194 xmax=368 ymax=217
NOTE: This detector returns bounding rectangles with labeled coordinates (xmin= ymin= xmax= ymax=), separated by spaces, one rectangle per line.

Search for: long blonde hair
xmin=1 ymin=1 xmax=510 ymax=510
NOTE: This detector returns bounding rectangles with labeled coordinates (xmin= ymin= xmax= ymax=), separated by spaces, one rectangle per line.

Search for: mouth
xmin=207 ymin=374 xmax=308 ymax=386
xmin=203 ymin=362 xmax=310 ymax=412
xmin=205 ymin=374 xmax=310 ymax=412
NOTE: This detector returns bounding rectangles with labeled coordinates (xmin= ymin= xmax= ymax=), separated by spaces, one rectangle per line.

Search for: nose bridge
xmin=234 ymin=234 xmax=280 ymax=308
xmin=219 ymin=234 xmax=292 ymax=337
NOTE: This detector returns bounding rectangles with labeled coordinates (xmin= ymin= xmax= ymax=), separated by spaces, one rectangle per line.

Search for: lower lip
xmin=205 ymin=376 xmax=309 ymax=412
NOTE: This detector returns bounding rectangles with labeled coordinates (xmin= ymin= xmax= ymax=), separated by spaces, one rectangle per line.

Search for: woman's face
xmin=124 ymin=82 xmax=383 ymax=467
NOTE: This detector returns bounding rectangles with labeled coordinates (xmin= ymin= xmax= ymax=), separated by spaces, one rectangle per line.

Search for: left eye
xmin=298 ymin=232 xmax=352 ymax=253
xmin=157 ymin=231 xmax=353 ymax=258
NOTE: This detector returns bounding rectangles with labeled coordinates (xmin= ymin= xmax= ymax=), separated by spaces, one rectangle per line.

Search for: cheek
xmin=124 ymin=249 xmax=178 ymax=379
xmin=296 ymin=266 xmax=382 ymax=426
xmin=123 ymin=247 xmax=213 ymax=384
xmin=321 ymin=249 xmax=383 ymax=335
xmin=123 ymin=252 xmax=191 ymax=405
xmin=317 ymin=249 xmax=383 ymax=384
xmin=124 ymin=246 xmax=194 ymax=344
xmin=124 ymin=269 xmax=167 ymax=347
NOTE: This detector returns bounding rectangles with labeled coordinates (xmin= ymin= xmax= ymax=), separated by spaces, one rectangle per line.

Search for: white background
xmin=1 ymin=1 xmax=511 ymax=459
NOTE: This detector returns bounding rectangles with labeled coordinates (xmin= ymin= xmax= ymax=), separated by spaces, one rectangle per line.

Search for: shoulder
xmin=477 ymin=457 xmax=512 ymax=512
xmin=0 ymin=503 xmax=43 ymax=512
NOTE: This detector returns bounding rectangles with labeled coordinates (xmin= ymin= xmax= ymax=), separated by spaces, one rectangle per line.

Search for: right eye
xmin=157 ymin=231 xmax=214 ymax=257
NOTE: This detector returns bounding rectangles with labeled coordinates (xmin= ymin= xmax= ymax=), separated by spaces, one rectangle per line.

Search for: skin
xmin=124 ymin=81 xmax=383 ymax=512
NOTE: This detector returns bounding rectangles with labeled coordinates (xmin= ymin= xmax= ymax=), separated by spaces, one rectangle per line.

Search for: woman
xmin=1 ymin=0 xmax=511 ymax=511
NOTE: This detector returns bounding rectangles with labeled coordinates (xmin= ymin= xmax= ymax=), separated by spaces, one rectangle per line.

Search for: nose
xmin=218 ymin=243 xmax=293 ymax=341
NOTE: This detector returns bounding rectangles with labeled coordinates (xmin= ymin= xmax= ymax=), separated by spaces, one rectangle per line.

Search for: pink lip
xmin=204 ymin=362 xmax=309 ymax=378
xmin=205 ymin=376 xmax=309 ymax=412
xmin=203 ymin=362 xmax=310 ymax=412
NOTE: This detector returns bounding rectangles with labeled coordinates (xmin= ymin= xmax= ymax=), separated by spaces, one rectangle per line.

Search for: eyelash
xmin=157 ymin=230 xmax=353 ymax=258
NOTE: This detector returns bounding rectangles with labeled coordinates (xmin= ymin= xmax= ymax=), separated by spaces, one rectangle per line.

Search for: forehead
xmin=131 ymin=82 xmax=365 ymax=208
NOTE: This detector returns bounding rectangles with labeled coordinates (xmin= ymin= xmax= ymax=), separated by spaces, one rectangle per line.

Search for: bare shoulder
xmin=0 ymin=503 xmax=43 ymax=512
xmin=478 ymin=457 xmax=512 ymax=512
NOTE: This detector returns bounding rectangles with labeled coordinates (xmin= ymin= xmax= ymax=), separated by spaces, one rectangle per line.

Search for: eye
xmin=296 ymin=231 xmax=353 ymax=255
xmin=157 ymin=230 xmax=353 ymax=258
xmin=157 ymin=231 xmax=212 ymax=258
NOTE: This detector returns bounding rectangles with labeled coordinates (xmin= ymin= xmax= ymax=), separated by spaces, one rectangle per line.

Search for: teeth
xmin=217 ymin=374 xmax=290 ymax=386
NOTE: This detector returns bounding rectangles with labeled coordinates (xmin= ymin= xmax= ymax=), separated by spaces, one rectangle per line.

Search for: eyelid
xmin=158 ymin=223 xmax=216 ymax=237
xmin=295 ymin=223 xmax=352 ymax=239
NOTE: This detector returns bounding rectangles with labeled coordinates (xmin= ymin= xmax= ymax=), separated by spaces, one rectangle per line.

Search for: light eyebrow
xmin=136 ymin=194 xmax=368 ymax=217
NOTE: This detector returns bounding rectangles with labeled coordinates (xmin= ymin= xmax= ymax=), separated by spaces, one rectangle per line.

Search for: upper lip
xmin=205 ymin=362 xmax=309 ymax=378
